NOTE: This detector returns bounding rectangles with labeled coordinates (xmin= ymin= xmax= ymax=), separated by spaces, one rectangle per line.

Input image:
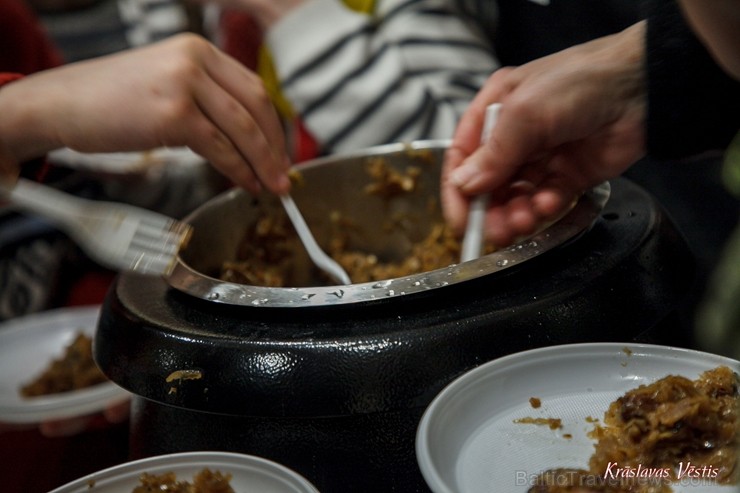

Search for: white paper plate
xmin=48 ymin=451 xmax=320 ymax=493
xmin=47 ymin=147 xmax=206 ymax=174
xmin=416 ymin=343 xmax=740 ymax=493
xmin=0 ymin=305 xmax=130 ymax=424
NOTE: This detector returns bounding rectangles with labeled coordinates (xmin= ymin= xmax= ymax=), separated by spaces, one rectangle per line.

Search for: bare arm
xmin=0 ymin=34 xmax=291 ymax=195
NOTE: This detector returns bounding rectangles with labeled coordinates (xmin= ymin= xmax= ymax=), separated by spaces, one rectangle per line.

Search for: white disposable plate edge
xmin=48 ymin=451 xmax=321 ymax=493
xmin=416 ymin=342 xmax=740 ymax=493
xmin=47 ymin=147 xmax=207 ymax=174
xmin=0 ymin=305 xmax=131 ymax=424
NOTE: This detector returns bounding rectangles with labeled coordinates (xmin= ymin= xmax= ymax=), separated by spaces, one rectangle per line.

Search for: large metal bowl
xmin=167 ymin=140 xmax=609 ymax=307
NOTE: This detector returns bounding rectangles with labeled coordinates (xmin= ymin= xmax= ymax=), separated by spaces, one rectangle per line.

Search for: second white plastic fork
xmin=280 ymin=194 xmax=352 ymax=285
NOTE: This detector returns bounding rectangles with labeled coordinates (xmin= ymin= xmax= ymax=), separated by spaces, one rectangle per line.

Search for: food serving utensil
xmin=280 ymin=193 xmax=352 ymax=285
xmin=460 ymin=103 xmax=501 ymax=263
xmin=167 ymin=141 xmax=610 ymax=307
xmin=1 ymin=178 xmax=192 ymax=276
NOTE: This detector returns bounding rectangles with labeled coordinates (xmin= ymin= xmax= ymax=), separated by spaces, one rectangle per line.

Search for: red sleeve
xmin=0 ymin=73 xmax=24 ymax=87
xmin=0 ymin=0 xmax=63 ymax=74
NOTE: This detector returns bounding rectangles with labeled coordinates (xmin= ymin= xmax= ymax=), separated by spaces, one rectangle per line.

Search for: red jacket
xmin=0 ymin=0 xmax=62 ymax=75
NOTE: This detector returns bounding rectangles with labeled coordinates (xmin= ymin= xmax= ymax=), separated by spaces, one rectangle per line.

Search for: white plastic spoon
xmin=280 ymin=194 xmax=352 ymax=285
xmin=460 ymin=103 xmax=501 ymax=262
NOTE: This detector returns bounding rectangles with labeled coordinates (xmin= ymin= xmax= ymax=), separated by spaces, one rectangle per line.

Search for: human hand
xmin=196 ymin=0 xmax=307 ymax=31
xmin=0 ymin=33 xmax=291 ymax=195
xmin=441 ymin=22 xmax=648 ymax=247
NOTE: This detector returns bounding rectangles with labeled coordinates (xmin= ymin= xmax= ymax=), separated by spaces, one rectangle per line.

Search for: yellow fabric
xmin=258 ymin=0 xmax=377 ymax=119
xmin=258 ymin=49 xmax=293 ymax=118
xmin=343 ymin=0 xmax=375 ymax=12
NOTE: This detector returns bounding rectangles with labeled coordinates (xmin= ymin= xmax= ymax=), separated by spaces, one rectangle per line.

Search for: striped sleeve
xmin=118 ymin=0 xmax=190 ymax=47
xmin=266 ymin=0 xmax=499 ymax=154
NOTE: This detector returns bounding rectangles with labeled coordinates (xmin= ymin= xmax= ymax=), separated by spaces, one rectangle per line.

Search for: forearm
xmin=0 ymin=74 xmax=59 ymax=179
xmin=0 ymin=35 xmax=293 ymax=195
xmin=267 ymin=0 xmax=499 ymax=153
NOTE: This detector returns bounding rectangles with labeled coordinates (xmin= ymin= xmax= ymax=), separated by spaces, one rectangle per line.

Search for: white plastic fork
xmin=1 ymin=178 xmax=192 ymax=276
xmin=280 ymin=194 xmax=352 ymax=285
xmin=460 ymin=103 xmax=501 ymax=263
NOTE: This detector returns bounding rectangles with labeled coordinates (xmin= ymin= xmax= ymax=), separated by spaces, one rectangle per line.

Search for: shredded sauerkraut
xmin=529 ymin=366 xmax=739 ymax=493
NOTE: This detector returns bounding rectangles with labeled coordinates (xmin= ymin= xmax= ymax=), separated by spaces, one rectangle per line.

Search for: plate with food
xmin=0 ymin=305 xmax=130 ymax=424
xmin=416 ymin=342 xmax=740 ymax=493
xmin=48 ymin=451 xmax=320 ymax=493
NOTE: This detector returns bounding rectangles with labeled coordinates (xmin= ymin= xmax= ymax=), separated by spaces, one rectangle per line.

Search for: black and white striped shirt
xmin=264 ymin=0 xmax=639 ymax=156
xmin=267 ymin=0 xmax=500 ymax=155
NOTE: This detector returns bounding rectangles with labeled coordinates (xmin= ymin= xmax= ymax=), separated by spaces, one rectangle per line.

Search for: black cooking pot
xmin=95 ymin=142 xmax=694 ymax=493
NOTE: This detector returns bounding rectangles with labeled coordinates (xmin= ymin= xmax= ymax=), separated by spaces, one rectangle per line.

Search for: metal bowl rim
xmin=165 ymin=140 xmax=611 ymax=307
